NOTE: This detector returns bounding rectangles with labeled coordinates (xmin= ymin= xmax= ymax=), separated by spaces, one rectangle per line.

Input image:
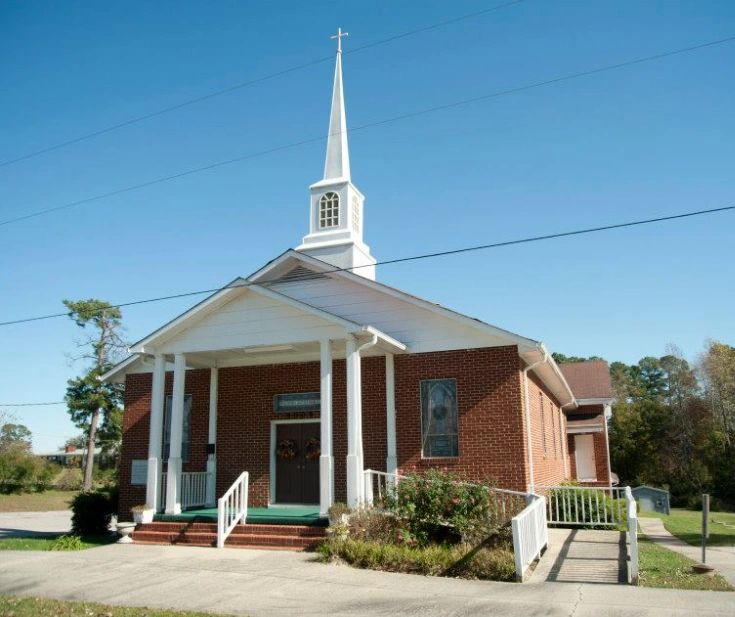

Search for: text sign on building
xmin=274 ymin=392 xmax=321 ymax=413
xmin=131 ymin=459 xmax=148 ymax=486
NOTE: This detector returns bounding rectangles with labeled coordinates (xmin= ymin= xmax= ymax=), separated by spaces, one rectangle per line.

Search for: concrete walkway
xmin=0 ymin=510 xmax=72 ymax=538
xmin=1 ymin=543 xmax=733 ymax=616
xmin=639 ymin=517 xmax=735 ymax=586
xmin=531 ymin=528 xmax=627 ymax=584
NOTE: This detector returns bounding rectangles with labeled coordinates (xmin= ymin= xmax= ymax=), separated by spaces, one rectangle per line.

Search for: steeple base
xmin=296 ymin=239 xmax=376 ymax=280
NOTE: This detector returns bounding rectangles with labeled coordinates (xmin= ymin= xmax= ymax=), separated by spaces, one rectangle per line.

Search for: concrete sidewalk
xmin=639 ymin=517 xmax=735 ymax=586
xmin=0 ymin=510 xmax=72 ymax=538
xmin=0 ymin=543 xmax=733 ymax=617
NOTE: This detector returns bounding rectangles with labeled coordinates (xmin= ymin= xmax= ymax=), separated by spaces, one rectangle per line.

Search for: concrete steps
xmin=132 ymin=522 xmax=326 ymax=551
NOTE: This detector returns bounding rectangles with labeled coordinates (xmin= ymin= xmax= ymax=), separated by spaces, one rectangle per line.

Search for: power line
xmin=1 ymin=203 xmax=732 ymax=329
xmin=0 ymin=401 xmax=65 ymax=407
xmin=2 ymin=33 xmax=733 ymax=229
xmin=0 ymin=0 xmax=525 ymax=169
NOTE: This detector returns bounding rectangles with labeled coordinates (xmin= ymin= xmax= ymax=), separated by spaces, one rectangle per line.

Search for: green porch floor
xmin=154 ymin=505 xmax=326 ymax=526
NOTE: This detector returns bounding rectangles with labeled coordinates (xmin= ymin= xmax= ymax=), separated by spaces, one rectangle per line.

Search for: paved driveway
xmin=0 ymin=543 xmax=733 ymax=617
xmin=0 ymin=510 xmax=72 ymax=538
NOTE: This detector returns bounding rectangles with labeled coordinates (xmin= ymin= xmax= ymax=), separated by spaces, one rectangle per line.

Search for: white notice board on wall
xmin=131 ymin=459 xmax=148 ymax=485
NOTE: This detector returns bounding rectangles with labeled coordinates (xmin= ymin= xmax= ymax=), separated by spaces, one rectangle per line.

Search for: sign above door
xmin=273 ymin=392 xmax=320 ymax=413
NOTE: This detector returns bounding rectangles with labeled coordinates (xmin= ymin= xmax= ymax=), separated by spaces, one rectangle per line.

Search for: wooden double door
xmin=274 ymin=422 xmax=320 ymax=504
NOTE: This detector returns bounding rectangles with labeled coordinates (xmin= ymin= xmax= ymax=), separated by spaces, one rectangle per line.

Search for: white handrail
xmin=511 ymin=495 xmax=548 ymax=581
xmin=625 ymin=486 xmax=639 ymax=584
xmin=217 ymin=471 xmax=249 ymax=548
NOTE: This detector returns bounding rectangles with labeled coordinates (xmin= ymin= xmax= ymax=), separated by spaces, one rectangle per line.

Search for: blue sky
xmin=1 ymin=0 xmax=733 ymax=452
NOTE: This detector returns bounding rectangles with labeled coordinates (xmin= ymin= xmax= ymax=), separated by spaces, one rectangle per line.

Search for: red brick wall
xmin=394 ymin=346 xmax=528 ymax=492
xmin=119 ymin=345 xmax=540 ymax=513
xmin=525 ymin=370 xmax=568 ymax=488
xmin=119 ymin=369 xmax=211 ymax=517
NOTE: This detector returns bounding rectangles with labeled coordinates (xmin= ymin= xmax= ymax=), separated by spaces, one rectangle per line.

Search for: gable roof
xmin=558 ymin=360 xmax=613 ymax=400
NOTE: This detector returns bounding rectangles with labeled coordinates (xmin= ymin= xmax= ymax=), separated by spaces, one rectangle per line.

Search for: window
xmin=319 ymin=192 xmax=339 ymax=228
xmin=420 ymin=379 xmax=458 ymax=457
xmin=551 ymin=402 xmax=558 ymax=458
xmin=163 ymin=394 xmax=192 ymax=462
xmin=559 ymin=410 xmax=566 ymax=459
xmin=540 ymin=392 xmax=547 ymax=457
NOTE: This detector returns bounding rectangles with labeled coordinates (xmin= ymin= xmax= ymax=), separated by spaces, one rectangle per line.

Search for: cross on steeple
xmin=331 ymin=27 xmax=348 ymax=54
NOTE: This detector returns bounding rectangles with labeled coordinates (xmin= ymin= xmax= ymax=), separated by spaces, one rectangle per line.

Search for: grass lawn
xmin=0 ymin=595 xmax=238 ymax=616
xmin=0 ymin=490 xmax=76 ymax=512
xmin=638 ymin=538 xmax=732 ymax=591
xmin=0 ymin=534 xmax=116 ymax=551
xmin=641 ymin=508 xmax=735 ymax=547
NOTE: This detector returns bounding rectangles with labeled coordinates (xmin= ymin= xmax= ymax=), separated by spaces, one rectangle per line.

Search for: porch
xmin=154 ymin=505 xmax=324 ymax=526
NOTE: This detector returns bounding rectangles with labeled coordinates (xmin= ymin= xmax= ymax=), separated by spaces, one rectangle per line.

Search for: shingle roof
xmin=558 ymin=360 xmax=613 ymax=400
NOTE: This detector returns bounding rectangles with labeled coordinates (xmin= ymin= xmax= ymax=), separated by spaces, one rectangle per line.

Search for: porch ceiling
xmin=182 ymin=336 xmax=402 ymax=369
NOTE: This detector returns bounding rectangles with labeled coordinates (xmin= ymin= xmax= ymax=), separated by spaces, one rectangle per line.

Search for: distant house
xmin=36 ymin=444 xmax=112 ymax=468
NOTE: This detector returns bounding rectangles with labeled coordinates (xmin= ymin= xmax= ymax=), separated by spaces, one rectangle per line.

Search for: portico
xmin=127 ymin=289 xmax=406 ymax=517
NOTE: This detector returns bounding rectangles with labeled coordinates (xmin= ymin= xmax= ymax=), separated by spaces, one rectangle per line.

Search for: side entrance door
xmin=274 ymin=422 xmax=320 ymax=504
xmin=574 ymin=434 xmax=597 ymax=481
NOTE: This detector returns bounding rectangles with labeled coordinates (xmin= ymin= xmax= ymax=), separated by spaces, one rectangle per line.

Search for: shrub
xmin=0 ymin=450 xmax=55 ymax=494
xmin=48 ymin=534 xmax=84 ymax=551
xmin=93 ymin=466 xmax=118 ymax=489
xmin=71 ymin=491 xmax=114 ymax=535
xmin=383 ymin=469 xmax=501 ymax=545
xmin=54 ymin=467 xmax=83 ymax=491
xmin=318 ymin=537 xmax=516 ymax=581
xmin=327 ymin=502 xmax=352 ymax=524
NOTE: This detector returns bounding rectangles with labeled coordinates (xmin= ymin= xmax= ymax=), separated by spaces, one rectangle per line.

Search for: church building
xmin=104 ymin=31 xmax=614 ymax=531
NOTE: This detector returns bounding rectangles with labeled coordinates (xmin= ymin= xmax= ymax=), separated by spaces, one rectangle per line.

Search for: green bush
xmin=48 ymin=534 xmax=84 ymax=551
xmin=382 ymin=469 xmax=501 ymax=545
xmin=71 ymin=491 xmax=115 ymax=535
xmin=93 ymin=466 xmax=118 ymax=489
xmin=318 ymin=537 xmax=515 ymax=581
xmin=54 ymin=467 xmax=83 ymax=491
xmin=0 ymin=450 xmax=55 ymax=494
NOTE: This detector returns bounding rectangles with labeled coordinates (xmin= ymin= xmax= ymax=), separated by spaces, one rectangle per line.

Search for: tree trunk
xmin=82 ymin=408 xmax=100 ymax=491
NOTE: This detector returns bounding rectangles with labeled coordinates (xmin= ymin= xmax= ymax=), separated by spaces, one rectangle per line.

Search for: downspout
xmin=604 ymin=403 xmax=613 ymax=489
xmin=522 ymin=348 xmax=548 ymax=495
xmin=355 ymin=330 xmax=378 ymax=494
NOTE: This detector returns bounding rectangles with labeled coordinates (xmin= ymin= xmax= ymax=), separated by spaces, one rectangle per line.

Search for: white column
xmin=165 ymin=353 xmax=186 ymax=514
xmin=346 ymin=336 xmax=363 ymax=507
xmin=385 ymin=353 xmax=398 ymax=477
xmin=319 ymin=339 xmax=334 ymax=517
xmin=146 ymin=354 xmax=166 ymax=511
xmin=206 ymin=367 xmax=218 ymax=507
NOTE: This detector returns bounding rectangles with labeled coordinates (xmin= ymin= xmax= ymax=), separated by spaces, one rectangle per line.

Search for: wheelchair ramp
xmin=531 ymin=528 xmax=627 ymax=584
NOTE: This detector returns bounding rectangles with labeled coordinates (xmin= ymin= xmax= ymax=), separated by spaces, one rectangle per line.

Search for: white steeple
xmin=324 ymin=27 xmax=350 ymax=181
xmin=297 ymin=28 xmax=376 ymax=280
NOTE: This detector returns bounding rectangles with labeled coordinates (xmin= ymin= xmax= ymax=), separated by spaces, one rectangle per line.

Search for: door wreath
xmin=276 ymin=439 xmax=297 ymax=460
xmin=304 ymin=437 xmax=321 ymax=460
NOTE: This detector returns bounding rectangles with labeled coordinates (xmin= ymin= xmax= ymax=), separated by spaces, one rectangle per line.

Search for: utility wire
xmin=0 ymin=0 xmax=525 ymax=169
xmin=0 ymin=401 xmax=66 ymax=407
xmin=1 ymin=203 xmax=732 ymax=329
xmin=2 ymin=33 xmax=733 ymax=229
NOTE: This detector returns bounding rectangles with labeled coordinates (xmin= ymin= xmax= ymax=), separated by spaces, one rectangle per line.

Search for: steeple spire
xmin=324 ymin=28 xmax=350 ymax=181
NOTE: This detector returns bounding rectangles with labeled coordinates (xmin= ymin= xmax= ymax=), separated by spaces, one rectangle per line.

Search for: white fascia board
xmin=129 ymin=277 xmax=246 ymax=354
xmin=250 ymin=250 xmax=541 ymax=352
xmin=99 ymin=354 xmax=146 ymax=383
xmin=576 ymin=397 xmax=615 ymax=406
xmin=521 ymin=345 xmax=577 ymax=408
xmin=359 ymin=325 xmax=407 ymax=354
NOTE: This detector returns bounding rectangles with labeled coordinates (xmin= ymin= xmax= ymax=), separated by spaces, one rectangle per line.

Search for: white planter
xmin=132 ymin=508 xmax=154 ymax=525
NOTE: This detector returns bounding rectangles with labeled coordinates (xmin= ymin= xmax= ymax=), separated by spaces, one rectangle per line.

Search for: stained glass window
xmin=162 ymin=394 xmax=192 ymax=462
xmin=420 ymin=379 xmax=458 ymax=457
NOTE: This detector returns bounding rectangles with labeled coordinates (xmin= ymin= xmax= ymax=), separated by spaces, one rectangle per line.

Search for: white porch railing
xmin=157 ymin=471 xmax=211 ymax=512
xmin=542 ymin=485 xmax=627 ymax=527
xmin=217 ymin=471 xmax=249 ymax=549
xmin=511 ymin=495 xmax=548 ymax=581
xmin=363 ymin=469 xmax=402 ymax=505
xmin=625 ymin=486 xmax=639 ymax=584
